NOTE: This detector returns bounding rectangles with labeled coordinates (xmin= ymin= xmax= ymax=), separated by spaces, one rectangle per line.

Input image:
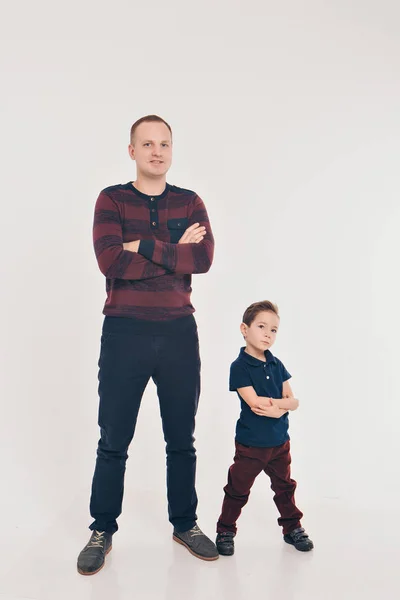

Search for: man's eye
xmin=162 ymin=143 xmax=169 ymax=147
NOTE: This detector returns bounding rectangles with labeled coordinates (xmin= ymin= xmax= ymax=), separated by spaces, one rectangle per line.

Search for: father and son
xmin=77 ymin=115 xmax=314 ymax=576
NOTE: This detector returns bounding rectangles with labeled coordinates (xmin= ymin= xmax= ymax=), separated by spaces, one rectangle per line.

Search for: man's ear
xmin=128 ymin=144 xmax=135 ymax=161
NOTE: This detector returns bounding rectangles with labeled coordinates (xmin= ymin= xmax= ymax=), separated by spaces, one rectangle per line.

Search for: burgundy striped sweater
xmin=93 ymin=182 xmax=214 ymax=321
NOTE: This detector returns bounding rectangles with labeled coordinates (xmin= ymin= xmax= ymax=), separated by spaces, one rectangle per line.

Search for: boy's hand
xmin=179 ymin=223 xmax=206 ymax=244
xmin=256 ymin=396 xmax=274 ymax=408
xmin=251 ymin=404 xmax=287 ymax=418
xmin=274 ymin=396 xmax=299 ymax=411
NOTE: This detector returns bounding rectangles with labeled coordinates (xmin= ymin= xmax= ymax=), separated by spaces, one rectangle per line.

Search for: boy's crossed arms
xmin=237 ymin=379 xmax=299 ymax=418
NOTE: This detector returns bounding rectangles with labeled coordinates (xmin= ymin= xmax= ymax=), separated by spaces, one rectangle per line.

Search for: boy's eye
xmin=259 ymin=325 xmax=264 ymax=329
xmin=272 ymin=329 xmax=277 ymax=333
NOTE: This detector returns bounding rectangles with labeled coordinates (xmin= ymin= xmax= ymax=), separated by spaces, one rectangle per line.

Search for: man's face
xmin=128 ymin=121 xmax=172 ymax=178
xmin=240 ymin=311 xmax=280 ymax=354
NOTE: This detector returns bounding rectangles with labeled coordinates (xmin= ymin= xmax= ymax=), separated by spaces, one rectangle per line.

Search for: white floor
xmin=0 ymin=492 xmax=394 ymax=600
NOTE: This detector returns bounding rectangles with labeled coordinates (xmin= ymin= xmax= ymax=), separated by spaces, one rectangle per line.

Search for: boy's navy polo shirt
xmin=229 ymin=347 xmax=292 ymax=448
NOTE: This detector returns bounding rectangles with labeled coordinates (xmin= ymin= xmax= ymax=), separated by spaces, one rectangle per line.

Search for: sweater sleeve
xmin=93 ymin=191 xmax=169 ymax=280
xmin=137 ymin=194 xmax=214 ymax=274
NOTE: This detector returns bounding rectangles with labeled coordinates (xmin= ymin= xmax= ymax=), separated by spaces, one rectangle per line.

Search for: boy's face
xmin=128 ymin=121 xmax=172 ymax=179
xmin=240 ymin=310 xmax=280 ymax=354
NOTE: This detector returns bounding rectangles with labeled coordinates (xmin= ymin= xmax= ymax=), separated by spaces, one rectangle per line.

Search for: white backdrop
xmin=1 ymin=0 xmax=400 ymax=596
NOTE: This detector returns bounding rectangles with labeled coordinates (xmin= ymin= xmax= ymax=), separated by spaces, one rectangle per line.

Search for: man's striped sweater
xmin=93 ymin=182 xmax=214 ymax=321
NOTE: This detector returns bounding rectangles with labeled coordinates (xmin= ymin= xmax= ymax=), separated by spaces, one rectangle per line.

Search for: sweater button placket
xmin=150 ymin=197 xmax=158 ymax=229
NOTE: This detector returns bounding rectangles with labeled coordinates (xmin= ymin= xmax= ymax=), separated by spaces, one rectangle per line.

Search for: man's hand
xmin=178 ymin=223 xmax=206 ymax=244
xmin=123 ymin=241 xmax=140 ymax=252
xmin=122 ymin=224 xmax=205 ymax=251
xmin=251 ymin=404 xmax=287 ymax=418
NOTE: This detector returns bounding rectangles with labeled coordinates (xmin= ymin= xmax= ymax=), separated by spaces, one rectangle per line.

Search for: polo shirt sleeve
xmin=278 ymin=359 xmax=292 ymax=382
xmin=229 ymin=362 xmax=252 ymax=391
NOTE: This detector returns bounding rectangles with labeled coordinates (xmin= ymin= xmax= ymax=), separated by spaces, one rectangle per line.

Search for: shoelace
xmin=88 ymin=531 xmax=105 ymax=548
xmin=188 ymin=526 xmax=204 ymax=538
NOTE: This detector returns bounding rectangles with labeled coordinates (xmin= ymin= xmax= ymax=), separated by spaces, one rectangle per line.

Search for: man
xmin=77 ymin=115 xmax=218 ymax=575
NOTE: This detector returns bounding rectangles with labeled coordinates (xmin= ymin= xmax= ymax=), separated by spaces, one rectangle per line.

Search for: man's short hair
xmin=242 ymin=300 xmax=280 ymax=326
xmin=130 ymin=115 xmax=172 ymax=144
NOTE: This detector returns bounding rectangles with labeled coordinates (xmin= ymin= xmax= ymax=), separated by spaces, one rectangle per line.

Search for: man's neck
xmin=133 ymin=175 xmax=167 ymax=196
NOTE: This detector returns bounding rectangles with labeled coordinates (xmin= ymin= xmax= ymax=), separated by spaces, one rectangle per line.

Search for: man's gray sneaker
xmin=77 ymin=530 xmax=113 ymax=575
xmin=173 ymin=524 xmax=219 ymax=561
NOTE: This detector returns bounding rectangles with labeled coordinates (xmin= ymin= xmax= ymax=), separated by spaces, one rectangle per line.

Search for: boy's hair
xmin=242 ymin=300 xmax=279 ymax=326
xmin=130 ymin=115 xmax=172 ymax=144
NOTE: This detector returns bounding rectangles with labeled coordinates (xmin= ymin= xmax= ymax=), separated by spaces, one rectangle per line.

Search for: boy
xmin=216 ymin=301 xmax=313 ymax=555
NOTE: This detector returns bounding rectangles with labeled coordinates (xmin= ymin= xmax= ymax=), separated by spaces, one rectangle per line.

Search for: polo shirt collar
xmin=239 ymin=347 xmax=277 ymax=367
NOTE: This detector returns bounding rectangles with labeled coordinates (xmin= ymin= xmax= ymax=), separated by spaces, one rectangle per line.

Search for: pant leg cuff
xmin=89 ymin=521 xmax=118 ymax=535
xmin=283 ymin=522 xmax=302 ymax=535
xmin=216 ymin=522 xmax=236 ymax=534
xmin=172 ymin=520 xmax=197 ymax=533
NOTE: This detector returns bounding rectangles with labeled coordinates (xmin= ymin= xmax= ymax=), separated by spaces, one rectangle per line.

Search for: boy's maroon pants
xmin=217 ymin=440 xmax=303 ymax=535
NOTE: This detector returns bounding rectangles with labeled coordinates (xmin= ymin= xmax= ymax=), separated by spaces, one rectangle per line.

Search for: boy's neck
xmin=244 ymin=345 xmax=266 ymax=362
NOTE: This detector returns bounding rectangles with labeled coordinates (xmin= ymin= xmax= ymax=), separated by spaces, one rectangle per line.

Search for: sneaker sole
xmin=77 ymin=544 xmax=113 ymax=576
xmin=284 ymin=538 xmax=314 ymax=552
xmin=217 ymin=547 xmax=234 ymax=556
xmin=172 ymin=535 xmax=219 ymax=561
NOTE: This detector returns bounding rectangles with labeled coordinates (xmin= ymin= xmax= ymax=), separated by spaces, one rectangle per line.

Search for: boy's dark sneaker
xmin=284 ymin=527 xmax=314 ymax=552
xmin=173 ymin=524 xmax=219 ymax=561
xmin=77 ymin=530 xmax=113 ymax=575
xmin=216 ymin=531 xmax=235 ymax=556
